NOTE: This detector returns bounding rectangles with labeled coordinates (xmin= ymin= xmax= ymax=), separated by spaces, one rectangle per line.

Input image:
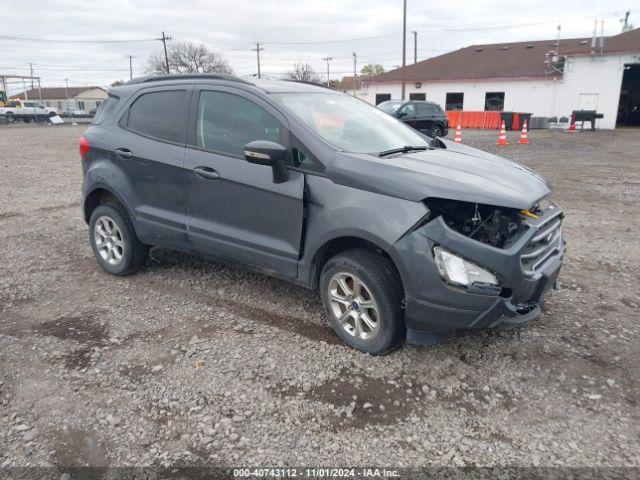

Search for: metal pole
xmin=65 ymin=78 xmax=69 ymax=110
xmin=29 ymin=63 xmax=34 ymax=89
xmin=352 ymin=52 xmax=357 ymax=96
xmin=401 ymin=0 xmax=407 ymax=100
xmin=253 ymin=43 xmax=264 ymax=79
xmin=37 ymin=78 xmax=42 ymax=103
xmin=411 ymin=30 xmax=417 ymax=63
xmin=128 ymin=55 xmax=134 ymax=80
xmin=323 ymin=57 xmax=333 ymax=86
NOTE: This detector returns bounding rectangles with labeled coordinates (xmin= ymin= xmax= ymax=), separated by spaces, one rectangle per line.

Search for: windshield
xmin=377 ymin=101 xmax=402 ymax=114
xmin=273 ymin=93 xmax=427 ymax=154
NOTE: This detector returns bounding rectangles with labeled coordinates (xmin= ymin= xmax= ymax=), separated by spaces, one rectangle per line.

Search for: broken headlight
xmin=433 ymin=247 xmax=498 ymax=287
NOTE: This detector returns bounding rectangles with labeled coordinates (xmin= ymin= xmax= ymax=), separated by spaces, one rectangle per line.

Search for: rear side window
xmin=123 ymin=90 xmax=187 ymax=143
xmin=92 ymin=94 xmax=119 ymax=125
xmin=416 ymin=103 xmax=433 ymax=116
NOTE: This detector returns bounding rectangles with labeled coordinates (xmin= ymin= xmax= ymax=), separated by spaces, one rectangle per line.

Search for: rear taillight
xmin=79 ymin=136 xmax=90 ymax=157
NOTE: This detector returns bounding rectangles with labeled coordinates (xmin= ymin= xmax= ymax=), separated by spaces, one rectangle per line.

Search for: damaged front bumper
xmin=392 ymin=203 xmax=565 ymax=345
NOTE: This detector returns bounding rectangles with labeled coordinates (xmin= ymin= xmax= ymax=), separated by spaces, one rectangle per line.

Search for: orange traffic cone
xmin=454 ymin=123 xmax=462 ymax=143
xmin=519 ymin=120 xmax=529 ymax=144
xmin=567 ymin=113 xmax=577 ymax=133
xmin=496 ymin=120 xmax=508 ymax=146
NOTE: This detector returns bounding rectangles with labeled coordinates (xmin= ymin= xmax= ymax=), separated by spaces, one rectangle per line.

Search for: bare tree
xmin=285 ymin=62 xmax=322 ymax=84
xmin=147 ymin=41 xmax=233 ymax=75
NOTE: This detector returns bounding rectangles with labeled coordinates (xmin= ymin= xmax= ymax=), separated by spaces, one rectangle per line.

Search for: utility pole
xmin=411 ymin=30 xmax=417 ymax=63
xmin=156 ymin=31 xmax=172 ymax=74
xmin=401 ymin=0 xmax=407 ymax=100
xmin=28 ymin=63 xmax=34 ymax=89
xmin=322 ymin=57 xmax=333 ymax=87
xmin=352 ymin=52 xmax=358 ymax=96
xmin=64 ymin=78 xmax=69 ymax=110
xmin=127 ymin=55 xmax=134 ymax=80
xmin=621 ymin=10 xmax=631 ymax=32
xmin=253 ymin=43 xmax=264 ymax=79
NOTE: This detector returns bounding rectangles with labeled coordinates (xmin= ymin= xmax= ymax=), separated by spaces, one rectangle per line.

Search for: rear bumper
xmin=391 ymin=204 xmax=565 ymax=343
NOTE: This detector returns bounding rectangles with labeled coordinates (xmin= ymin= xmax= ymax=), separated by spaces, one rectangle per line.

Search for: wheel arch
xmin=83 ymin=185 xmax=134 ymax=226
xmin=308 ymin=234 xmax=406 ymax=299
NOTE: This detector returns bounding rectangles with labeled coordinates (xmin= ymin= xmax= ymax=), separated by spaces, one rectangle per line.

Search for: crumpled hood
xmin=325 ymin=138 xmax=550 ymax=209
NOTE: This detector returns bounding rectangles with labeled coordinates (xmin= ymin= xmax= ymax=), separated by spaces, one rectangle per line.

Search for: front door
xmin=184 ymin=88 xmax=304 ymax=277
xmin=398 ymin=102 xmax=417 ymax=129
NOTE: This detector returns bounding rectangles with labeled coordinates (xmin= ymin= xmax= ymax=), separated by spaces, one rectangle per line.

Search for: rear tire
xmin=320 ymin=248 xmax=405 ymax=355
xmin=5 ymin=112 xmax=14 ymax=123
xmin=89 ymin=204 xmax=148 ymax=276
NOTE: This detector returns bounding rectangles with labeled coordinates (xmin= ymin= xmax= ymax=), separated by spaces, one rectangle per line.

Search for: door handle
xmin=193 ymin=166 xmax=220 ymax=180
xmin=114 ymin=148 xmax=133 ymax=159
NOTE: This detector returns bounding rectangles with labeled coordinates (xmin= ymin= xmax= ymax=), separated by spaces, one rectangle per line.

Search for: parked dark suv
xmin=81 ymin=74 xmax=564 ymax=355
xmin=378 ymin=100 xmax=449 ymax=137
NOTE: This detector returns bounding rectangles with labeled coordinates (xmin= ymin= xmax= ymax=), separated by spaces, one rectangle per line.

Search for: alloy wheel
xmin=328 ymin=272 xmax=380 ymax=340
xmin=93 ymin=215 xmax=124 ymax=266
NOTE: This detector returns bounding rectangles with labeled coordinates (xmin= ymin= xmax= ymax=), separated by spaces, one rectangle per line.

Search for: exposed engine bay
xmin=425 ymin=198 xmax=526 ymax=248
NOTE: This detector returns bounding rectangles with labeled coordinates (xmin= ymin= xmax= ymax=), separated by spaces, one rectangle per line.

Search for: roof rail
xmin=126 ymin=73 xmax=253 ymax=85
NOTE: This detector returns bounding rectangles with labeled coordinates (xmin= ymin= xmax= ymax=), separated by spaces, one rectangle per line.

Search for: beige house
xmin=12 ymin=86 xmax=107 ymax=113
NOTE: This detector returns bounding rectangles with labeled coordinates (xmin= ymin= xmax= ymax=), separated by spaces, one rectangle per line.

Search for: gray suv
xmin=81 ymin=74 xmax=564 ymax=355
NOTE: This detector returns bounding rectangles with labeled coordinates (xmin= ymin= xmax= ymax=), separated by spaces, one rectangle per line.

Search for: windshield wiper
xmin=378 ymin=145 xmax=428 ymax=157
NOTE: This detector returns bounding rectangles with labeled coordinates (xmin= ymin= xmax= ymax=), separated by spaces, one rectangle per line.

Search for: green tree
xmin=360 ymin=64 xmax=385 ymax=76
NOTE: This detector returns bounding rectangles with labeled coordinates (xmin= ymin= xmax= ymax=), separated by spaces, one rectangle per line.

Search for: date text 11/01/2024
xmin=233 ymin=468 xmax=399 ymax=477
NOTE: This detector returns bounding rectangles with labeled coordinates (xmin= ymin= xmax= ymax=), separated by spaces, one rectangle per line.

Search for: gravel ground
xmin=0 ymin=124 xmax=639 ymax=471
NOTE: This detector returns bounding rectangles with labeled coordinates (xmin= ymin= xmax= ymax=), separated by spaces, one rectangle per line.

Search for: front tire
xmin=431 ymin=125 xmax=444 ymax=137
xmin=89 ymin=204 xmax=148 ymax=276
xmin=320 ymin=249 xmax=405 ymax=355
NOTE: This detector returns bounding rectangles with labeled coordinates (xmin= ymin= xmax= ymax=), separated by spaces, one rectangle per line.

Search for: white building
xmin=13 ymin=86 xmax=107 ymax=114
xmin=361 ymin=28 xmax=640 ymax=129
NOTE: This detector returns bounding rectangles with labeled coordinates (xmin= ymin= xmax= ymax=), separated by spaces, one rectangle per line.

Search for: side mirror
xmin=244 ymin=140 xmax=289 ymax=184
xmin=397 ymin=110 xmax=407 ymax=118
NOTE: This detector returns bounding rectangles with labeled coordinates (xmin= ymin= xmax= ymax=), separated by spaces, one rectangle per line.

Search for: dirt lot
xmin=1 ymin=124 xmax=639 ymax=471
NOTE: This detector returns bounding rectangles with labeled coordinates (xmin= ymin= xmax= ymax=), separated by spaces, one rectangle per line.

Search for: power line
xmin=0 ymin=34 xmax=157 ymax=43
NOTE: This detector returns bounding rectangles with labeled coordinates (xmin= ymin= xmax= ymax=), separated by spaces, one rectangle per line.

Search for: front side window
xmin=377 ymin=101 xmax=402 ymax=114
xmin=399 ymin=103 xmax=416 ymax=117
xmin=197 ymin=91 xmax=285 ymax=157
xmin=274 ymin=93 xmax=427 ymax=154
xmin=124 ymin=90 xmax=187 ymax=143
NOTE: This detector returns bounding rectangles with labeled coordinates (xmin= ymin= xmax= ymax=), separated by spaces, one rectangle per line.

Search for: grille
xmin=520 ymin=213 xmax=563 ymax=277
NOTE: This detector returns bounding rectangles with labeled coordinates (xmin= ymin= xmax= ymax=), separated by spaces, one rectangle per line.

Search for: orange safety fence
xmin=446 ymin=111 xmax=503 ymax=130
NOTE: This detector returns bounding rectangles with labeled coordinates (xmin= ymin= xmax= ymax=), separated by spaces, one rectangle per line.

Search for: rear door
xmin=115 ymin=86 xmax=191 ymax=246
xmin=184 ymin=86 xmax=304 ymax=277
xmin=414 ymin=102 xmax=434 ymax=133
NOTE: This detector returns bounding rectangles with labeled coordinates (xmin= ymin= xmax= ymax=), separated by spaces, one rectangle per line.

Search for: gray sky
xmin=0 ymin=0 xmax=635 ymax=93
